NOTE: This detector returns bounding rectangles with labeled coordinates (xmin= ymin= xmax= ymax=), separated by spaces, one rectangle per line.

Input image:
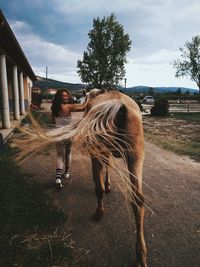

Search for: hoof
xmin=134 ymin=255 xmax=147 ymax=267
xmin=94 ymin=208 xmax=104 ymax=221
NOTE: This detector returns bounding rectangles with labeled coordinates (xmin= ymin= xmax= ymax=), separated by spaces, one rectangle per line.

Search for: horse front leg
xmin=127 ymin=155 xmax=147 ymax=267
xmin=91 ymin=157 xmax=105 ymax=220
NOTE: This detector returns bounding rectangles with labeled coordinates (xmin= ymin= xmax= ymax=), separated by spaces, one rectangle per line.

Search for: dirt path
xmin=21 ymin=111 xmax=200 ymax=267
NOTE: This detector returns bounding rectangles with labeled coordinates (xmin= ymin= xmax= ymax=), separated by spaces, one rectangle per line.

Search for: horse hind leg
xmin=105 ymin=169 xmax=111 ymax=193
xmin=91 ymin=157 xmax=106 ymax=220
xmin=132 ymin=194 xmax=147 ymax=267
xmin=127 ymin=156 xmax=147 ymax=267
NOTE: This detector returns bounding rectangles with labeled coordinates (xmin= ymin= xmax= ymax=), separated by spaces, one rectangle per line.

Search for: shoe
xmin=63 ymin=172 xmax=69 ymax=179
xmin=56 ymin=178 xmax=63 ymax=189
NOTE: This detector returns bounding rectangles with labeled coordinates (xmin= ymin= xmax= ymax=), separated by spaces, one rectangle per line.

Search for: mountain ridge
xmin=122 ymin=85 xmax=198 ymax=94
xmin=33 ymin=76 xmax=87 ymax=91
xmin=33 ymin=76 xmax=198 ymax=94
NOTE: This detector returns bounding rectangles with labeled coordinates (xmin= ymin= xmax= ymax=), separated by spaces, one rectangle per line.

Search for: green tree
xmin=176 ymin=88 xmax=182 ymax=95
xmin=148 ymin=87 xmax=154 ymax=95
xmin=77 ymin=14 xmax=131 ymax=89
xmin=184 ymin=90 xmax=190 ymax=95
xmin=173 ymin=35 xmax=200 ymax=94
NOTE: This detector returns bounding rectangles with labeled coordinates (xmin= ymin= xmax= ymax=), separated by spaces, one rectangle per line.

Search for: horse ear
xmin=100 ymin=89 xmax=106 ymax=94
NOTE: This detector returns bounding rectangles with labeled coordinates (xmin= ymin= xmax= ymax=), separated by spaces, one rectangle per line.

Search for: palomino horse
xmin=14 ymin=89 xmax=147 ymax=267
xmin=83 ymin=89 xmax=147 ymax=267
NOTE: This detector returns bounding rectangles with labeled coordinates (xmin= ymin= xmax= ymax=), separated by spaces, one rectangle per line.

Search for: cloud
xmin=5 ymin=0 xmax=200 ymax=55
xmin=125 ymin=60 xmax=197 ymax=88
xmin=131 ymin=49 xmax=179 ymax=65
xmin=3 ymin=0 xmax=199 ymax=88
xmin=9 ymin=20 xmax=82 ymax=83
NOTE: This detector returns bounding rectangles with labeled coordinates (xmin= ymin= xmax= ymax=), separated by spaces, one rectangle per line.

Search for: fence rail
xmin=143 ymin=103 xmax=200 ymax=113
xmin=169 ymin=104 xmax=200 ymax=113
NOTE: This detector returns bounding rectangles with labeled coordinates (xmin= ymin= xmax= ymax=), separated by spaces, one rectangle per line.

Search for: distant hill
xmin=121 ymin=85 xmax=198 ymax=94
xmin=33 ymin=76 xmax=87 ymax=91
xmin=33 ymin=76 xmax=198 ymax=94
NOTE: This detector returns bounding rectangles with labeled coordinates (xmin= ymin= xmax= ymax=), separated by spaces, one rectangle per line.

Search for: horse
xmin=13 ymin=89 xmax=147 ymax=267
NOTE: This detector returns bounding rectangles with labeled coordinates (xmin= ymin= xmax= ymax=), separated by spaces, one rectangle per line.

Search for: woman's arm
xmin=61 ymin=97 xmax=89 ymax=113
xmin=68 ymin=102 xmax=87 ymax=112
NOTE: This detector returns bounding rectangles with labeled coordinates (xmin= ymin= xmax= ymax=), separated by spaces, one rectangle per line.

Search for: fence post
xmin=187 ymin=104 xmax=190 ymax=113
xmin=0 ymin=133 xmax=4 ymax=149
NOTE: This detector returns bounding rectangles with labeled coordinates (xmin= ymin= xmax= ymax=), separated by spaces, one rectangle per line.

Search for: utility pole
xmin=45 ymin=66 xmax=48 ymax=92
xmin=124 ymin=78 xmax=127 ymax=93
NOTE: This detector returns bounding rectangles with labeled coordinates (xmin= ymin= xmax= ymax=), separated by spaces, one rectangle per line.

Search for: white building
xmin=0 ymin=10 xmax=36 ymax=145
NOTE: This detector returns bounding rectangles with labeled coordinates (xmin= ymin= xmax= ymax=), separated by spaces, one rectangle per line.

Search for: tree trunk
xmin=196 ymin=79 xmax=200 ymax=94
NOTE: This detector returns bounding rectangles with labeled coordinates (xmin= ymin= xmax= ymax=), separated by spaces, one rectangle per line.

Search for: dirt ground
xmin=142 ymin=115 xmax=200 ymax=143
xmin=21 ymin=110 xmax=200 ymax=267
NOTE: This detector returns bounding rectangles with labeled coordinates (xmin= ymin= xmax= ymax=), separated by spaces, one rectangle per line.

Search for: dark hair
xmin=51 ymin=89 xmax=72 ymax=117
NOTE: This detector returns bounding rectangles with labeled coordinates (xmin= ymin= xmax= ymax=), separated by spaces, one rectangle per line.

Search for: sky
xmin=0 ymin=0 xmax=200 ymax=89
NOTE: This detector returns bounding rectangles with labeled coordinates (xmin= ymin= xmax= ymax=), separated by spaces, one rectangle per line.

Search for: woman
xmin=51 ymin=89 xmax=88 ymax=189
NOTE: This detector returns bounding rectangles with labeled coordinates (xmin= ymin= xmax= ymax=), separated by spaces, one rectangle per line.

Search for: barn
xmin=0 ymin=10 xmax=36 ymax=146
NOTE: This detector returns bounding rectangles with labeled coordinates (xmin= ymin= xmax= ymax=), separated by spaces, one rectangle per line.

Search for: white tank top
xmin=54 ymin=115 xmax=72 ymax=127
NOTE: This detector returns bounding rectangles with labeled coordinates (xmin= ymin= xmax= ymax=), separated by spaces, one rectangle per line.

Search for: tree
xmin=151 ymin=98 xmax=169 ymax=116
xmin=148 ymin=87 xmax=154 ymax=95
xmin=77 ymin=14 xmax=131 ymax=89
xmin=176 ymin=88 xmax=182 ymax=95
xmin=173 ymin=35 xmax=200 ymax=94
xmin=185 ymin=90 xmax=190 ymax=95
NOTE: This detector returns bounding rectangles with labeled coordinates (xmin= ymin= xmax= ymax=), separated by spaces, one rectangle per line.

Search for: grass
xmin=145 ymin=112 xmax=200 ymax=162
xmin=145 ymin=133 xmax=200 ymax=162
xmin=144 ymin=111 xmax=200 ymax=162
xmin=0 ymin=145 xmax=86 ymax=267
xmin=170 ymin=112 xmax=200 ymax=123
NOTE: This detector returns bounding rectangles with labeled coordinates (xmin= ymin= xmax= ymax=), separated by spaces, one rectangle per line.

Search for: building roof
xmin=0 ymin=10 xmax=36 ymax=80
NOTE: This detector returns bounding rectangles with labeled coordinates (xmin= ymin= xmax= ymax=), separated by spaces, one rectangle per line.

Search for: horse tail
xmin=75 ymin=99 xmax=130 ymax=162
xmin=11 ymin=112 xmax=81 ymax=164
xmin=13 ymin=99 xmax=148 ymax=205
xmin=13 ymin=99 xmax=128 ymax=164
xmin=79 ymin=99 xmax=141 ymax=203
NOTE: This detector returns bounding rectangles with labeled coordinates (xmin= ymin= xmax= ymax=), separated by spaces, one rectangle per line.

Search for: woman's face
xmin=62 ymin=91 xmax=70 ymax=101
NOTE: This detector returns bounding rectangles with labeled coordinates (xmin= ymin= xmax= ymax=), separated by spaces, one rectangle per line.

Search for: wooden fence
xmin=169 ymin=103 xmax=200 ymax=113
xmin=143 ymin=102 xmax=200 ymax=113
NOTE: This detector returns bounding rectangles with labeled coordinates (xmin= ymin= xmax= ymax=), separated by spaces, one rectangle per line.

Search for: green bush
xmin=135 ymin=100 xmax=143 ymax=111
xmin=150 ymin=98 xmax=169 ymax=116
